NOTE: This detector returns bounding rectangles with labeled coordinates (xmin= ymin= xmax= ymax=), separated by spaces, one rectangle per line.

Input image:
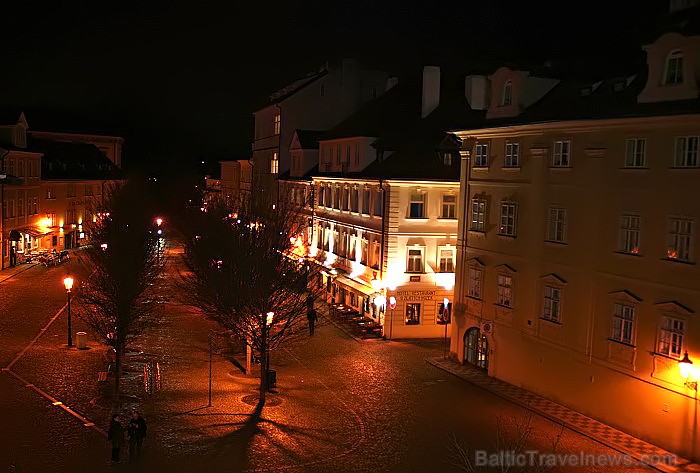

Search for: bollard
xmin=76 ymin=331 xmax=88 ymax=350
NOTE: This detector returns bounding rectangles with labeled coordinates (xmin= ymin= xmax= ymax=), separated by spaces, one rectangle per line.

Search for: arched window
xmin=664 ymin=50 xmax=684 ymax=85
xmin=501 ymin=80 xmax=513 ymax=106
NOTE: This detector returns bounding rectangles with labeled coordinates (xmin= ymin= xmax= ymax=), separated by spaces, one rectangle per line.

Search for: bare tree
xmin=180 ymin=194 xmax=324 ymax=410
xmin=75 ymin=181 xmax=165 ymax=397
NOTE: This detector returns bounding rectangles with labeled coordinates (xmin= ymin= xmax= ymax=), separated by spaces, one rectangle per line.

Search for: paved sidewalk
xmin=427 ymin=357 xmax=700 ymax=473
xmin=0 ymin=262 xmax=38 ymax=284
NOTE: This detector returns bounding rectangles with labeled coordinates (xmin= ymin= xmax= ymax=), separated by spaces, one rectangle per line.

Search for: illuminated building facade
xmin=451 ymin=21 xmax=700 ymax=460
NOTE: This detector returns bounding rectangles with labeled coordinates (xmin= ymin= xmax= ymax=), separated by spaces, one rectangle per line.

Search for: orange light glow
xmin=63 ymin=277 xmax=74 ymax=292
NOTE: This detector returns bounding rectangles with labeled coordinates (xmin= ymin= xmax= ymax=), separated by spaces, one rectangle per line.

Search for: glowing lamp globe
xmin=63 ymin=277 xmax=74 ymax=292
xmin=266 ymin=312 xmax=274 ymax=326
xmin=679 ymin=351 xmax=694 ymax=380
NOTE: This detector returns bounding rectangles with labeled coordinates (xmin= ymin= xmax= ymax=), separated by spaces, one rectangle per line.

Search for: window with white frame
xmin=361 ymin=238 xmax=368 ymax=265
xmin=443 ymin=152 xmax=453 ymax=165
xmin=371 ymin=239 xmax=380 ymax=269
xmin=497 ymin=273 xmax=513 ymax=307
xmin=468 ymin=266 xmax=483 ymax=299
xmin=333 ymin=187 xmax=340 ymax=209
xmin=657 ymin=316 xmax=684 ymax=358
xmin=406 ymin=247 xmax=424 ymax=273
xmin=471 ymin=197 xmax=487 ymax=232
xmin=438 ymin=246 xmax=455 ymax=272
xmin=674 ymin=136 xmax=699 ymax=167
xmin=625 ymin=139 xmax=646 ymax=168
xmin=409 ymin=192 xmax=426 ymax=218
xmin=667 ymin=218 xmax=693 ymax=261
xmin=611 ymin=303 xmax=635 ymax=345
xmin=552 ymin=140 xmax=571 ymax=167
xmin=374 ymin=189 xmax=383 ymax=216
xmin=442 ymin=194 xmax=456 ymax=219
xmin=499 ymin=202 xmax=517 ymax=237
xmin=362 ymin=188 xmax=370 ymax=214
xmin=505 ymin=142 xmax=520 ymax=167
xmin=405 ymin=303 xmax=421 ymax=325
xmin=351 ymin=187 xmax=359 ymax=212
xmin=664 ymin=50 xmax=684 ymax=85
xmin=501 ymin=80 xmax=513 ymax=106
xmin=273 ymin=114 xmax=281 ymax=135
xmin=474 ymin=144 xmax=489 ymax=167
xmin=543 ymin=286 xmax=562 ymax=323
xmin=343 ymin=187 xmax=350 ymax=211
xmin=619 ymin=215 xmax=641 ymax=254
xmin=270 ymin=152 xmax=279 ymax=174
xmin=546 ymin=207 xmax=567 ymax=243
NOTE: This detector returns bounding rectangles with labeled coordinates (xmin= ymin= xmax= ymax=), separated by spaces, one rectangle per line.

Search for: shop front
xmin=384 ymin=286 xmax=453 ymax=339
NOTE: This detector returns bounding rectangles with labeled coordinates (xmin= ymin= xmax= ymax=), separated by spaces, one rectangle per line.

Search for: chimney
xmin=386 ymin=76 xmax=399 ymax=91
xmin=465 ymin=75 xmax=489 ymax=110
xmin=421 ymin=66 xmax=440 ymax=118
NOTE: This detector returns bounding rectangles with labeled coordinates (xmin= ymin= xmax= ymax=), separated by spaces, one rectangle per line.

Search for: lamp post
xmin=442 ymin=297 xmax=450 ymax=359
xmin=265 ymin=311 xmax=274 ymax=391
xmin=388 ymin=296 xmax=396 ymax=340
xmin=63 ymin=277 xmax=74 ymax=347
xmin=679 ymin=351 xmax=697 ymax=391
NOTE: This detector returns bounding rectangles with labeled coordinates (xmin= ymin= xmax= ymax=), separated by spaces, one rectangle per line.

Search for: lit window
xmin=499 ymin=202 xmax=517 ymax=237
xmin=664 ymin=50 xmax=684 ymax=85
xmin=273 ymin=114 xmax=281 ymax=135
xmin=468 ymin=267 xmax=483 ymax=299
xmin=619 ymin=215 xmax=641 ymax=254
xmin=270 ymin=152 xmax=279 ymax=174
xmin=441 ymin=194 xmax=456 ymax=219
xmin=501 ymin=80 xmax=513 ymax=106
xmin=406 ymin=247 xmax=424 ymax=273
xmin=409 ymin=192 xmax=425 ymax=218
xmin=658 ymin=317 xmax=684 ymax=358
xmin=611 ymin=303 xmax=635 ymax=345
xmin=474 ymin=144 xmax=489 ymax=167
xmin=543 ymin=286 xmax=562 ymax=323
xmin=405 ymin=303 xmax=421 ymax=325
xmin=505 ymin=142 xmax=520 ymax=167
xmin=546 ymin=207 xmax=567 ymax=243
xmin=443 ymin=152 xmax=453 ymax=165
xmin=438 ymin=247 xmax=454 ymax=272
xmin=552 ymin=140 xmax=571 ymax=167
xmin=667 ymin=218 xmax=692 ymax=261
xmin=674 ymin=136 xmax=699 ymax=167
xmin=625 ymin=139 xmax=646 ymax=168
xmin=470 ymin=198 xmax=487 ymax=232
xmin=497 ymin=274 xmax=513 ymax=307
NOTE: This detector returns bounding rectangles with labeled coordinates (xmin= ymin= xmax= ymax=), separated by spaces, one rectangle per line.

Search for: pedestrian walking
xmin=307 ymin=306 xmax=318 ymax=335
xmin=107 ymin=414 xmax=125 ymax=465
xmin=128 ymin=411 xmax=147 ymax=459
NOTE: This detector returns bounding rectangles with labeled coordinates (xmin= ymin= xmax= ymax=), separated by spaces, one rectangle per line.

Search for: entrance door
xmin=464 ymin=327 xmax=489 ymax=370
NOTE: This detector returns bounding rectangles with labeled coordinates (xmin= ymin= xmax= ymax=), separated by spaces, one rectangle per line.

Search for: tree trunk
xmin=258 ymin=328 xmax=267 ymax=409
xmin=114 ymin=344 xmax=122 ymax=398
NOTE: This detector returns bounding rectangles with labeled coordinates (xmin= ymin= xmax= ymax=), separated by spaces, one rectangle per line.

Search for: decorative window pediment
xmin=608 ymin=290 xmax=642 ymax=303
xmin=655 ymin=301 xmax=694 ymax=317
xmin=495 ymin=263 xmax=517 ymax=274
xmin=467 ymin=257 xmax=485 ymax=268
xmin=540 ymin=273 xmax=566 ymax=285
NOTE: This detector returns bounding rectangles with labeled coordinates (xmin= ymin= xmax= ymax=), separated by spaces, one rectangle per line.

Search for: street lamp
xmin=442 ymin=297 xmax=451 ymax=359
xmin=156 ymin=217 xmax=163 ymax=227
xmin=63 ymin=277 xmax=74 ymax=347
xmin=679 ymin=351 xmax=697 ymax=391
xmin=388 ymin=296 xmax=397 ymax=340
xmin=264 ymin=312 xmax=275 ymax=391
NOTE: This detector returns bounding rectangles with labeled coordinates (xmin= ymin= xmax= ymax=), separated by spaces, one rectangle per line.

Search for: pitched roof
xmin=294 ymin=130 xmax=323 ymax=150
xmin=30 ymin=138 xmax=122 ymax=180
xmin=359 ymin=146 xmax=460 ymax=181
xmin=257 ymin=70 xmax=329 ymax=109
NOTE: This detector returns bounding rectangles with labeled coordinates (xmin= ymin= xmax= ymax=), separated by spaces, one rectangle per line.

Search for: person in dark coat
xmin=307 ymin=307 xmax=318 ymax=335
xmin=128 ymin=411 xmax=147 ymax=459
xmin=107 ymin=414 xmax=125 ymax=464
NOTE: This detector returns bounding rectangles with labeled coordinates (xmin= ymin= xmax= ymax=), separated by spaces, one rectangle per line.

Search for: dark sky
xmin=1 ymin=1 xmax=667 ymax=176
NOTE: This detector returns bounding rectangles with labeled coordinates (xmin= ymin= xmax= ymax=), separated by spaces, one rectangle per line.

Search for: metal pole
xmin=389 ymin=308 xmax=394 ymax=340
xmin=444 ymin=320 xmax=448 ymax=360
xmin=208 ymin=331 xmax=213 ymax=407
xmin=67 ymin=291 xmax=73 ymax=347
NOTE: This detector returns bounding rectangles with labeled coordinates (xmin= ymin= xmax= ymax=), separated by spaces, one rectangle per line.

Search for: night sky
xmin=1 ymin=1 xmax=666 ymax=177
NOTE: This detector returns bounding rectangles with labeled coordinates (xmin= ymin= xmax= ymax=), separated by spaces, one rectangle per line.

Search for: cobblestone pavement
xmin=0 ymin=247 xmax=677 ymax=472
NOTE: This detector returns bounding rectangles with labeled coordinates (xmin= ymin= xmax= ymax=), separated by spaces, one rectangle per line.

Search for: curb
xmin=425 ymin=357 xmax=698 ymax=473
xmin=0 ymin=263 xmax=38 ymax=284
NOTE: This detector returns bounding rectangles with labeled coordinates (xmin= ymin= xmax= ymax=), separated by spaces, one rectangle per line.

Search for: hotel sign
xmin=395 ymin=290 xmax=436 ymax=301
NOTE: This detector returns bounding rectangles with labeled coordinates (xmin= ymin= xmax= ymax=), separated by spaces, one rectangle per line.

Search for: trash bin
xmin=76 ymin=331 xmax=88 ymax=350
xmin=267 ymin=369 xmax=277 ymax=389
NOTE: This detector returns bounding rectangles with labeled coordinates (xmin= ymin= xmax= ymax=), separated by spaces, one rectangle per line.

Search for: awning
xmin=11 ymin=226 xmax=53 ymax=238
xmin=334 ymin=274 xmax=376 ymax=296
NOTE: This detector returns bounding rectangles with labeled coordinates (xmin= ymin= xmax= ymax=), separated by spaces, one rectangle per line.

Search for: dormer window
xmin=501 ymin=80 xmax=513 ymax=106
xmin=442 ymin=152 xmax=453 ymax=166
xmin=664 ymin=50 xmax=684 ymax=85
